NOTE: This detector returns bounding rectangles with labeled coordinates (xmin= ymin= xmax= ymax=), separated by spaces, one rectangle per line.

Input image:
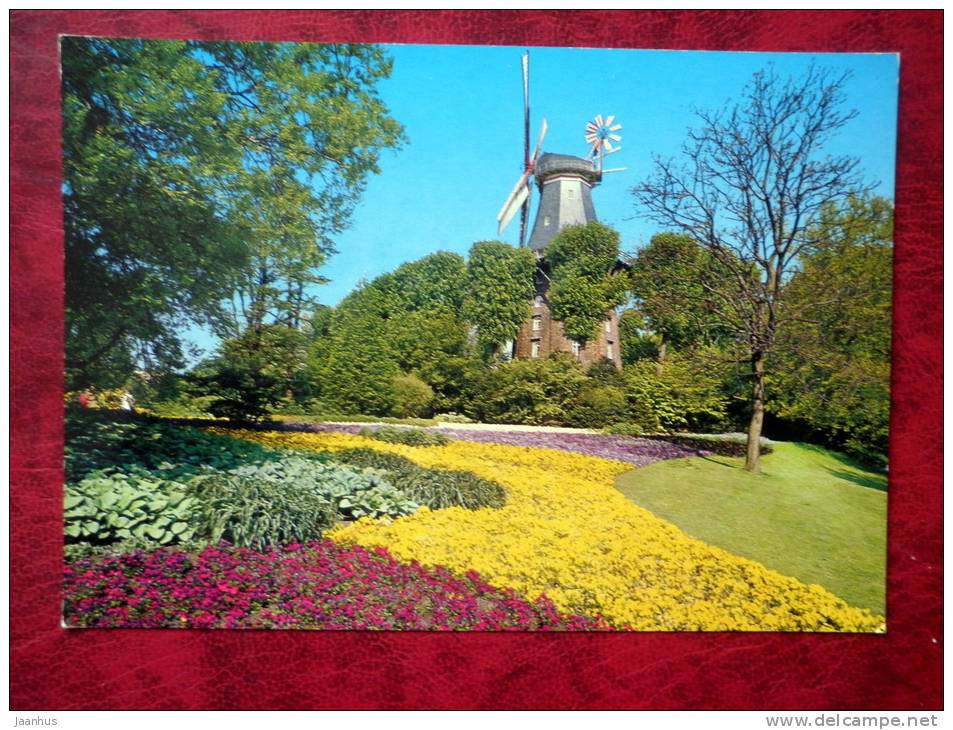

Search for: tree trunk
xmin=655 ymin=339 xmax=667 ymax=375
xmin=745 ymin=351 xmax=766 ymax=474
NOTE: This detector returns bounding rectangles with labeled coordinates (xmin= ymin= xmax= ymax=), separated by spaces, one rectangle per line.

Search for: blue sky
xmin=187 ymin=43 xmax=899 ymax=358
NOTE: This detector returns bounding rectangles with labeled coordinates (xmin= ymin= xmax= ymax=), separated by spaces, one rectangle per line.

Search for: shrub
xmin=391 ymin=373 xmax=434 ymax=418
xmin=191 ymin=325 xmax=310 ymax=422
xmin=331 ymin=448 xmax=506 ymax=511
xmin=467 ymin=354 xmax=588 ymax=425
xmin=188 ymin=458 xmax=418 ymax=548
xmin=145 ymin=394 xmax=217 ymax=419
xmin=359 ymin=426 xmax=450 ymax=447
xmin=568 ymin=385 xmax=629 ymax=428
xmin=622 ymin=358 xmax=729 ymax=433
xmin=65 ymin=470 xmax=199 ymax=546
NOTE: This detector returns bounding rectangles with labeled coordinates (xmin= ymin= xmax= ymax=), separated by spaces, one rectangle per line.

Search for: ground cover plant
xmin=330 ymin=448 xmax=507 ymax=511
xmin=63 ymin=540 xmax=606 ymax=630
xmin=227 ymin=428 xmax=884 ymax=632
xmin=280 ymin=420 xmax=703 ymax=467
xmin=614 ymin=442 xmax=887 ymax=613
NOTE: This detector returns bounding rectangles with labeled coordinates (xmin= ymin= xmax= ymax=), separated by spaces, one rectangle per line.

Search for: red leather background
xmin=10 ymin=10 xmax=942 ymax=710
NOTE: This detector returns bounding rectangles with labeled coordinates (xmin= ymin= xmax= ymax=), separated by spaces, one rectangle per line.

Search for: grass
xmin=615 ymin=442 xmax=887 ymax=614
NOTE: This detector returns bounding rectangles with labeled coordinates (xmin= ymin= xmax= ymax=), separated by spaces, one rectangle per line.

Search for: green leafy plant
xmin=332 ymin=448 xmax=506 ymax=511
xmin=189 ymin=457 xmax=418 ymax=547
xmin=65 ymin=410 xmax=278 ymax=482
xmin=359 ymin=426 xmax=451 ymax=447
xmin=64 ymin=470 xmax=199 ymax=546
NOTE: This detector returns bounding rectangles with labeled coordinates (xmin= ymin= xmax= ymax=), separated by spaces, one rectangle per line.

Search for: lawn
xmin=614 ymin=442 xmax=887 ymax=614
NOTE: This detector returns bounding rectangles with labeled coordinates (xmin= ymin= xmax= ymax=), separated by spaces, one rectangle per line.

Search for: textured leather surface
xmin=10 ymin=10 xmax=942 ymax=710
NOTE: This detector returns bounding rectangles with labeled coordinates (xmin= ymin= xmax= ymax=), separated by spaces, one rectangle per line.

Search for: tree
xmin=770 ymin=195 xmax=893 ymax=465
xmin=62 ymin=37 xmax=405 ymax=389
xmin=545 ymin=222 xmax=629 ymax=344
xmin=633 ymin=64 xmax=868 ymax=472
xmin=193 ymin=324 xmax=309 ymax=421
xmin=462 ymin=242 xmax=536 ymax=356
xmin=629 ymin=232 xmax=734 ymax=361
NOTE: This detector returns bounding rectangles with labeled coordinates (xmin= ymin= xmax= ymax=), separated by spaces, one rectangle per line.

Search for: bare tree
xmin=633 ymin=64 xmax=869 ymax=473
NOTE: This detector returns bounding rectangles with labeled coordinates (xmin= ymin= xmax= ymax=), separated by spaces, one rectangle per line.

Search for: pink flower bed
xmin=64 ymin=541 xmax=609 ymax=631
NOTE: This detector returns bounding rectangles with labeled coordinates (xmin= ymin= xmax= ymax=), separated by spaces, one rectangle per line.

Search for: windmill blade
xmin=609 ymin=133 xmax=622 ymax=142
xmin=609 ymin=123 xmax=622 ymax=132
xmin=605 ymin=115 xmax=615 ymax=126
xmin=532 ymin=117 xmax=548 ymax=161
xmin=518 ymin=185 xmax=531 ymax=246
xmin=497 ymin=172 xmax=531 ymax=234
xmin=522 ymin=52 xmax=530 ymax=167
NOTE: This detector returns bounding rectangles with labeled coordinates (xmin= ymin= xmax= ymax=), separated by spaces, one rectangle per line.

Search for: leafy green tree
xmin=62 ymin=37 xmax=405 ymax=389
xmin=617 ymin=308 xmax=660 ymax=364
xmin=545 ymin=223 xmax=629 ymax=344
xmin=629 ymin=233 xmax=734 ymax=360
xmin=308 ymin=281 xmax=400 ymax=415
xmin=633 ymin=65 xmax=868 ymax=472
xmin=193 ymin=324 xmax=309 ymax=421
xmin=462 ymin=242 xmax=536 ymax=356
xmin=770 ymin=195 xmax=893 ymax=465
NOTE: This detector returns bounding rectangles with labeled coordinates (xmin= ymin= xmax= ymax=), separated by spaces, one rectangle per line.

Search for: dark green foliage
xmin=65 ymin=409 xmax=277 ymax=483
xmin=466 ymin=354 xmax=589 ymax=425
xmin=769 ymin=196 xmax=893 ymax=465
xmin=545 ymin=223 xmax=629 ymax=344
xmin=194 ymin=324 xmax=310 ymax=421
xmin=628 ymin=233 xmax=735 ymax=352
xmin=189 ymin=473 xmax=336 ymax=549
xmin=617 ymin=308 xmax=660 ymax=364
xmin=310 ymin=251 xmax=476 ymax=416
xmin=65 ymin=470 xmax=199 ymax=546
xmin=189 ymin=458 xmax=417 ymax=547
xmin=332 ymin=448 xmax=507 ymax=511
xmin=568 ymin=385 xmax=629 ymax=429
xmin=462 ymin=241 xmax=537 ymax=355
xmin=62 ymin=37 xmax=405 ymax=390
xmin=360 ymin=426 xmax=450 ymax=447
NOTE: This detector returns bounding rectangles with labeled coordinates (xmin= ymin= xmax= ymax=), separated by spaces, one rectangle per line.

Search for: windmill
xmin=496 ymin=51 xmax=548 ymax=246
xmin=585 ymin=114 xmax=623 ymax=173
xmin=492 ymin=55 xmax=627 ymax=367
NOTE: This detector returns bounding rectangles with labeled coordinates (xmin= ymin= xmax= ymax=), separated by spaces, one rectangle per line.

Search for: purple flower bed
xmin=64 ymin=540 xmax=609 ymax=631
xmin=433 ymin=429 xmax=702 ymax=467
xmin=276 ymin=421 xmax=702 ymax=467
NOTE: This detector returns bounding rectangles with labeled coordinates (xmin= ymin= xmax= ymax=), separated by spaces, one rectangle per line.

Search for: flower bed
xmin=278 ymin=421 xmax=700 ymax=467
xmin=223 ymin=428 xmax=885 ymax=632
xmin=64 ymin=540 xmax=606 ymax=630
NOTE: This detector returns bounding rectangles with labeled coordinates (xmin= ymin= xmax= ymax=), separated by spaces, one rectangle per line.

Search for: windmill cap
xmin=535 ymin=153 xmax=600 ymax=185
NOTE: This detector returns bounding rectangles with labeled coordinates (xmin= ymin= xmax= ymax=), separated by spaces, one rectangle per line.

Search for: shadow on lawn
xmin=823 ymin=468 xmax=888 ymax=492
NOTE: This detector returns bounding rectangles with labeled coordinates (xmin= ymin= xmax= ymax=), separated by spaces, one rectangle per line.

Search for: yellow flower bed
xmin=215 ymin=428 xmax=884 ymax=632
